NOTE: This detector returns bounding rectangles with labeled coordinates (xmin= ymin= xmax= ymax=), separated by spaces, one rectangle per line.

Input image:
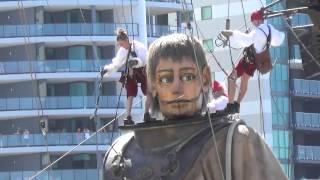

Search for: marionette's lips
xmin=164 ymin=99 xmax=191 ymax=105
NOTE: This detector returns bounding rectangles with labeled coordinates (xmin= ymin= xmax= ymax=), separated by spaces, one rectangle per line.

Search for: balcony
xmin=291 ymin=79 xmax=320 ymax=98
xmin=0 ymin=95 xmax=142 ymax=111
xmin=295 ymin=112 xmax=320 ymax=130
xmin=0 ymin=23 xmax=139 ymax=38
xmin=295 ymin=145 xmax=320 ymax=164
xmin=0 ymin=132 xmax=119 ymax=148
xmin=0 ymin=169 xmax=102 ymax=180
xmin=147 ymin=24 xmax=185 ymax=38
xmin=0 ymin=60 xmax=111 ymax=75
xmin=146 ymin=0 xmax=191 ymax=15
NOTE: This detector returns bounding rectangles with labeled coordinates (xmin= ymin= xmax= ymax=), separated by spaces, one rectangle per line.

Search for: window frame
xmin=201 ymin=6 xmax=212 ymax=20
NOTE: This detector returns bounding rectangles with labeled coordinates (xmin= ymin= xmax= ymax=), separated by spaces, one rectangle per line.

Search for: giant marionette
xmin=103 ymin=33 xmax=287 ymax=180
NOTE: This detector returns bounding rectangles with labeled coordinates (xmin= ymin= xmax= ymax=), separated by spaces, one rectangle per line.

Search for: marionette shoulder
xmin=103 ymin=132 xmax=134 ymax=179
xmin=231 ymin=124 xmax=288 ymax=180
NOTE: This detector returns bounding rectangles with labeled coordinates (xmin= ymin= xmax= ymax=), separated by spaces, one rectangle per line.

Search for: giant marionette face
xmin=147 ymin=33 xmax=212 ymax=119
xmin=152 ymin=56 xmax=211 ymax=119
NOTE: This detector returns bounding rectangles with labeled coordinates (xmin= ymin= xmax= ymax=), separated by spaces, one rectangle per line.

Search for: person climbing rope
xmin=220 ymin=8 xmax=285 ymax=113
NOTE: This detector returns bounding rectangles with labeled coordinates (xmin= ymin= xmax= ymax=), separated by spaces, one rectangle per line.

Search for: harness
xmin=243 ymin=25 xmax=272 ymax=74
xmin=119 ymin=45 xmax=146 ymax=85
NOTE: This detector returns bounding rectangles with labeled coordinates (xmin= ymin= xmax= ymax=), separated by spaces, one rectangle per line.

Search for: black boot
xmin=143 ymin=112 xmax=151 ymax=122
xmin=124 ymin=116 xmax=134 ymax=125
xmin=226 ymin=103 xmax=235 ymax=114
xmin=234 ymin=102 xmax=240 ymax=113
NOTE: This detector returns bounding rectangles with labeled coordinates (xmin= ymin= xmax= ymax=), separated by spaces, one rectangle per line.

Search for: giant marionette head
xmin=147 ymin=33 xmax=212 ymax=120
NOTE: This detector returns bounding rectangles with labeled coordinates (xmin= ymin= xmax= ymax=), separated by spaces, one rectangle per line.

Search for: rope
xmin=226 ymin=0 xmax=235 ymax=69
xmin=129 ymin=0 xmax=135 ymax=49
xmin=282 ymin=16 xmax=320 ymax=72
xmin=240 ymin=0 xmax=248 ymax=31
xmin=29 ymin=97 xmax=143 ymax=179
xmin=184 ymin=1 xmax=226 ymax=179
xmin=257 ymin=73 xmax=266 ymax=138
xmin=29 ymin=1 xmax=140 ymax=178
xmin=17 ymin=1 xmax=44 ymax=118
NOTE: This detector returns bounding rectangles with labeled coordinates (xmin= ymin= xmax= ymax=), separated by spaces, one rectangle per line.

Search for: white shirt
xmin=230 ymin=23 xmax=285 ymax=53
xmin=103 ymin=40 xmax=147 ymax=75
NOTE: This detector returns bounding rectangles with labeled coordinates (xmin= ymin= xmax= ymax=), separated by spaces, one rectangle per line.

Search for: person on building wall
xmin=103 ymin=33 xmax=288 ymax=180
xmin=221 ymin=9 xmax=285 ymax=113
xmin=101 ymin=28 xmax=151 ymax=125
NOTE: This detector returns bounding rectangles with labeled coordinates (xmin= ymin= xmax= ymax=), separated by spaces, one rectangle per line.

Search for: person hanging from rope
xmin=101 ymin=28 xmax=151 ymax=125
xmin=103 ymin=33 xmax=288 ymax=180
xmin=221 ymin=8 xmax=285 ymax=113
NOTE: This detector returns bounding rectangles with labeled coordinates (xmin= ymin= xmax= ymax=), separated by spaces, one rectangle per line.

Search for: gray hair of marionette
xmin=146 ymin=33 xmax=213 ymax=117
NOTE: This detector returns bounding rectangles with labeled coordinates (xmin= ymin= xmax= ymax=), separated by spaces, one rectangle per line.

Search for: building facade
xmin=0 ymin=0 xmax=186 ymax=179
xmin=190 ymin=0 xmax=319 ymax=179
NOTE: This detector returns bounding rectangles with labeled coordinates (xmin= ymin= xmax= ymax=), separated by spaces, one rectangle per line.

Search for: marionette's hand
xmin=128 ymin=57 xmax=139 ymax=68
xmin=221 ymin=30 xmax=233 ymax=37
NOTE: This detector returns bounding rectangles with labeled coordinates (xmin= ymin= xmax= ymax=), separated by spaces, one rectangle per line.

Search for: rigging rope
xmin=257 ymin=73 xmax=266 ymax=138
xmin=29 ymin=98 xmax=143 ymax=179
xmin=184 ymin=1 xmax=226 ymax=179
xmin=226 ymin=0 xmax=235 ymax=69
xmin=282 ymin=16 xmax=320 ymax=72
xmin=17 ymin=0 xmax=44 ymax=118
xmin=30 ymin=1 xmax=141 ymax=178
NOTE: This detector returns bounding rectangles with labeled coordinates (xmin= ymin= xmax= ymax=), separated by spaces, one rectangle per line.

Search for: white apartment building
xmin=0 ymin=0 xmax=187 ymax=179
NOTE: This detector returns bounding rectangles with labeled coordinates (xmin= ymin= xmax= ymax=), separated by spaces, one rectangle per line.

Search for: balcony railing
xmin=0 ymin=132 xmax=119 ymax=148
xmin=0 ymin=169 xmax=102 ymax=180
xmin=295 ymin=112 xmax=320 ymax=129
xmin=147 ymin=25 xmax=185 ymax=37
xmin=0 ymin=23 xmax=139 ymax=38
xmin=146 ymin=0 xmax=182 ymax=2
xmin=0 ymin=95 xmax=142 ymax=111
xmin=0 ymin=59 xmax=111 ymax=74
xmin=291 ymin=79 xmax=320 ymax=97
xmin=295 ymin=145 xmax=320 ymax=162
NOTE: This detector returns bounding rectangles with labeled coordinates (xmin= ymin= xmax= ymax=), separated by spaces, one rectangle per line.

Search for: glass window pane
xmin=201 ymin=6 xmax=212 ymax=20
xmin=203 ymin=39 xmax=213 ymax=51
xmin=273 ymin=130 xmax=279 ymax=146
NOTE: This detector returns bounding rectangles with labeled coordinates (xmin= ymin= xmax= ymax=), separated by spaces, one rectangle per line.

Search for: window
xmin=181 ymin=10 xmax=194 ymax=22
xmin=270 ymin=64 xmax=288 ymax=93
xmin=272 ymin=96 xmax=289 ymax=126
xmin=272 ymin=130 xmax=290 ymax=159
xmin=203 ymin=39 xmax=214 ymax=51
xmin=201 ymin=6 xmax=212 ymax=20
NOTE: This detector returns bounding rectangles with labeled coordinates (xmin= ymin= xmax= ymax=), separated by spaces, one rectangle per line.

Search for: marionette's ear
xmin=201 ymin=66 xmax=211 ymax=91
xmin=148 ymin=80 xmax=157 ymax=97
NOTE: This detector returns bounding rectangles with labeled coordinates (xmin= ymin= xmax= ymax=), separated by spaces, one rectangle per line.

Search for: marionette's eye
xmin=159 ymin=75 xmax=173 ymax=84
xmin=181 ymin=73 xmax=196 ymax=82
